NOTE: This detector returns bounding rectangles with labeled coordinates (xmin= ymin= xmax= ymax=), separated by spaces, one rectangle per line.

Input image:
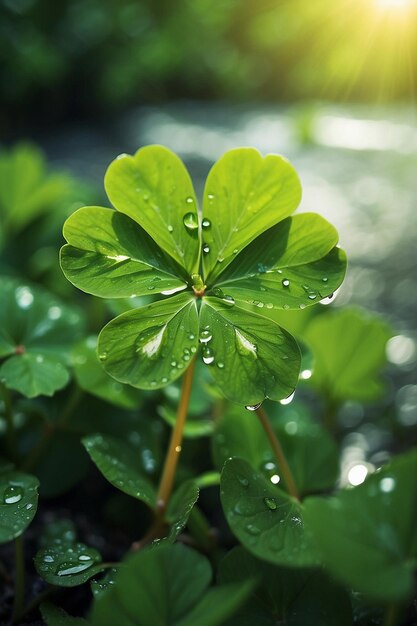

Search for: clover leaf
xmin=60 ymin=146 xmax=346 ymax=405
xmin=0 ymin=276 xmax=84 ymax=397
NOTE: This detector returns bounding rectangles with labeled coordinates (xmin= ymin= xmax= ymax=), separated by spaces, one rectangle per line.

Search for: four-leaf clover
xmin=60 ymin=146 xmax=346 ymax=406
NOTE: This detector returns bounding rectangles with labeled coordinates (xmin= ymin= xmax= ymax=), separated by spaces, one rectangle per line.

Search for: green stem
xmin=57 ymin=385 xmax=84 ymax=427
xmin=131 ymin=359 xmax=197 ymax=552
xmin=323 ymin=395 xmax=340 ymax=434
xmin=0 ymin=382 xmax=18 ymax=464
xmin=12 ymin=536 xmax=25 ymax=622
xmin=383 ymin=604 xmax=400 ymax=626
xmin=256 ymin=405 xmax=300 ymax=500
xmin=156 ymin=358 xmax=196 ymax=512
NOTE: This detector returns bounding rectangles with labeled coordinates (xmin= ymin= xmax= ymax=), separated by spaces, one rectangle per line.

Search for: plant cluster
xmin=0 ymin=143 xmax=416 ymax=626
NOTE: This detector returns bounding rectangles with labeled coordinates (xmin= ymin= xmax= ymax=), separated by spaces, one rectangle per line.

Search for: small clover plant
xmin=60 ymin=145 xmax=346 ymax=407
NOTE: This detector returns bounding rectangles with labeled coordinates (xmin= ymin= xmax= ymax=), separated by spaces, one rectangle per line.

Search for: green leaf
xmin=199 ymin=298 xmax=300 ymax=404
xmin=91 ymin=568 xmax=118 ymax=599
xmin=166 ymin=480 xmax=199 ymax=541
xmin=61 ymin=206 xmax=187 ymax=298
xmin=0 ymin=353 xmax=69 ymax=398
xmin=35 ymin=540 xmax=103 ymax=587
xmin=304 ymin=307 xmax=392 ymax=402
xmin=39 ymin=519 xmax=77 ymax=548
xmin=82 ymin=434 xmax=156 ymax=508
xmin=0 ymin=143 xmax=71 ymax=239
xmin=221 ymin=458 xmax=319 ymax=567
xmin=213 ymin=214 xmax=346 ymax=310
xmin=201 ymin=148 xmax=302 ymax=281
xmin=0 ymin=277 xmax=84 ymax=397
xmin=218 ymin=547 xmax=353 ymax=626
xmin=212 ymin=402 xmax=338 ymax=495
xmin=91 ymin=543 xmax=251 ymax=626
xmin=98 ymin=293 xmax=198 ymax=390
xmin=303 ymin=449 xmax=417 ymax=603
xmin=0 ymin=471 xmax=39 ymax=543
xmin=175 ymin=582 xmax=254 ymax=626
xmin=40 ymin=603 xmax=89 ymax=626
xmin=72 ymin=336 xmax=142 ymax=409
xmin=104 ymin=146 xmax=200 ymax=273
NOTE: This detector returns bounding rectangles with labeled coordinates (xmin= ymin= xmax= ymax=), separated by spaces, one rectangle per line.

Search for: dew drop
xmin=78 ymin=554 xmax=92 ymax=562
xmin=202 ymin=243 xmax=210 ymax=254
xmin=217 ymin=362 xmax=224 ymax=369
xmin=320 ymin=291 xmax=338 ymax=305
xmin=186 ymin=196 xmax=194 ymax=204
xmin=246 ymin=524 xmax=261 ymax=536
xmin=282 ymin=279 xmax=290 ymax=288
xmin=99 ymin=352 xmax=108 ymax=362
xmin=3 ymin=486 xmax=23 ymax=504
xmin=264 ymin=497 xmax=277 ymax=511
xmin=136 ymin=327 xmax=166 ymax=360
xmin=202 ymin=218 xmax=211 ymax=229
xmin=202 ymin=346 xmax=214 ymax=365
xmin=43 ymin=555 xmax=54 ymax=563
xmin=223 ymin=295 xmax=235 ymax=306
xmin=167 ymin=225 xmax=174 ymax=233
xmin=199 ymin=329 xmax=212 ymax=344
xmin=235 ymin=329 xmax=257 ymax=358
xmin=322 ymin=277 xmax=328 ymax=282
xmin=237 ymin=476 xmax=249 ymax=488
xmin=183 ymin=212 xmax=198 ymax=232
xmin=207 ymin=193 xmax=215 ymax=201
xmin=233 ymin=248 xmax=238 ymax=255
xmin=280 ymin=391 xmax=295 ymax=405
xmin=245 ymin=402 xmax=262 ymax=411
xmin=56 ymin=560 xmax=94 ymax=577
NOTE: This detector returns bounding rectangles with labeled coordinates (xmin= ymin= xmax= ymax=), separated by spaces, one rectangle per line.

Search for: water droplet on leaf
xmin=245 ymin=402 xmax=262 ymax=411
xmin=199 ymin=329 xmax=212 ymax=344
xmin=202 ymin=346 xmax=214 ymax=365
xmin=3 ymin=485 xmax=23 ymax=504
xmin=183 ymin=212 xmax=198 ymax=232
xmin=264 ymin=497 xmax=277 ymax=511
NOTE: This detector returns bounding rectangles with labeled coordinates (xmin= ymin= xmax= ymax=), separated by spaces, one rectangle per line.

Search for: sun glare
xmin=375 ymin=0 xmax=414 ymax=9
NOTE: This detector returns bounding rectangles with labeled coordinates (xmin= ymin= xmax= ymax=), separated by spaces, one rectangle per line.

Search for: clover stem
xmin=156 ymin=358 xmax=196 ymax=513
xmin=0 ymin=383 xmax=18 ymax=464
xmin=256 ymin=405 xmax=300 ymax=500
xmin=12 ymin=535 xmax=25 ymax=622
xmin=383 ymin=604 xmax=399 ymax=626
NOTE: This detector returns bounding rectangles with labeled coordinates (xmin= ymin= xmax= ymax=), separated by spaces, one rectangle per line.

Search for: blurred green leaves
xmin=90 ymin=543 xmax=252 ymax=626
xmin=304 ymin=449 xmax=417 ymax=603
xmin=305 ymin=307 xmax=392 ymax=402
xmin=0 ymin=276 xmax=84 ymax=397
xmin=0 ymin=144 xmax=71 ymax=250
